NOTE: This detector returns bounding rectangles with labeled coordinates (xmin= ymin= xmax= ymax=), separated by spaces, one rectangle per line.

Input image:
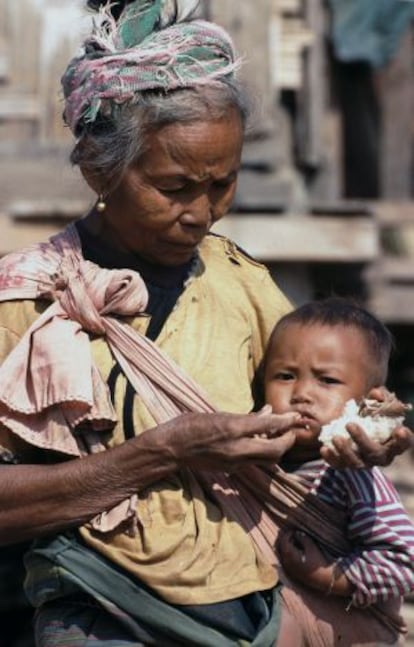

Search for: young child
xmin=263 ymin=297 xmax=414 ymax=644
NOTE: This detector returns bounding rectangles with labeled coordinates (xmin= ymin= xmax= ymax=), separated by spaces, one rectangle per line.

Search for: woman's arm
xmin=0 ymin=410 xmax=298 ymax=546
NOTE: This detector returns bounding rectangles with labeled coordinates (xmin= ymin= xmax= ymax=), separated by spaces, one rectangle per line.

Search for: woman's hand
xmin=158 ymin=409 xmax=301 ymax=472
xmin=320 ymin=386 xmax=413 ymax=469
xmin=0 ymin=409 xmax=299 ymax=546
xmin=277 ymin=528 xmax=353 ymax=597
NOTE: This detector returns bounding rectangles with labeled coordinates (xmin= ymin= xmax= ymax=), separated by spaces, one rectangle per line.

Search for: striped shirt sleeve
xmin=316 ymin=465 xmax=414 ymax=607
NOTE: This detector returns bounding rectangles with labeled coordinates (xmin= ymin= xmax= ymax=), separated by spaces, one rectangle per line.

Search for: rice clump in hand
xmin=319 ymin=394 xmax=412 ymax=449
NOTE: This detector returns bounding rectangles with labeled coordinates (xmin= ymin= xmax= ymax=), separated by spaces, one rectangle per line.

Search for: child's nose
xmin=290 ymin=382 xmax=313 ymax=404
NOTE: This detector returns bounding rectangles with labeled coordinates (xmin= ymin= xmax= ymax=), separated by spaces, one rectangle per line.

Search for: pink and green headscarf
xmin=62 ymin=0 xmax=239 ymax=135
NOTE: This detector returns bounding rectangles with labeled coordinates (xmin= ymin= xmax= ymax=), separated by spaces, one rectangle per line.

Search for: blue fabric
xmin=328 ymin=0 xmax=414 ymax=67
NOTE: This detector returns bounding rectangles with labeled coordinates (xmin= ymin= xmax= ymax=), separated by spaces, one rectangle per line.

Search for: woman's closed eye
xmin=211 ymin=178 xmax=234 ymax=190
xmin=158 ymin=183 xmax=188 ymax=194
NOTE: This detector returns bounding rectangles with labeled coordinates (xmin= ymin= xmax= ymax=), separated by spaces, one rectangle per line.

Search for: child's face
xmin=264 ymin=322 xmax=373 ymax=462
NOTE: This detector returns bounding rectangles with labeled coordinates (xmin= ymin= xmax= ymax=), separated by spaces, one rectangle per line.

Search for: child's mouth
xmin=295 ymin=415 xmax=317 ymax=431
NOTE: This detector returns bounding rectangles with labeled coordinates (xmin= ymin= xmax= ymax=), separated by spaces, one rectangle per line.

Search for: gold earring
xmin=96 ymin=194 xmax=106 ymax=212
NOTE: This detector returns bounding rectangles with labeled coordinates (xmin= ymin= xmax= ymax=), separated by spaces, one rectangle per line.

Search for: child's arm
xmin=279 ymin=466 xmax=414 ymax=606
xmin=277 ymin=528 xmax=354 ymax=596
xmin=332 ymin=466 xmax=414 ymax=606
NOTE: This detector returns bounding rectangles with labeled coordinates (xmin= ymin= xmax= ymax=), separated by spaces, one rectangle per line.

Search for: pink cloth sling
xmin=0 ymin=224 xmax=404 ymax=644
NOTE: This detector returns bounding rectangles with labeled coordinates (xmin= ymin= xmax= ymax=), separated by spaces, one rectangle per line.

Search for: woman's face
xmin=99 ymin=108 xmax=244 ymax=265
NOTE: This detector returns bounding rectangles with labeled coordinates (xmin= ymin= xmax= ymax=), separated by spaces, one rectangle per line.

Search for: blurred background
xmin=1 ymin=0 xmax=414 ymax=644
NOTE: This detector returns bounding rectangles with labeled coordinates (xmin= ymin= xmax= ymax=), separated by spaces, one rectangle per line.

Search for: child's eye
xmin=275 ymin=372 xmax=294 ymax=381
xmin=320 ymin=376 xmax=341 ymax=385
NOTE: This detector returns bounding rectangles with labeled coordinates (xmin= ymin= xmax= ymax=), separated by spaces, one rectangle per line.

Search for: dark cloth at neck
xmin=75 ymin=219 xmax=193 ymax=288
xmin=75 ymin=220 xmax=194 ymax=340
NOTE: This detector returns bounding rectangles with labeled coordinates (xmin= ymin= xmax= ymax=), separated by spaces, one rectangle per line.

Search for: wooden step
xmin=369 ymin=283 xmax=414 ymax=323
xmin=6 ymin=200 xmax=380 ymax=263
xmin=0 ymin=95 xmax=40 ymax=121
xmin=9 ymin=199 xmax=88 ymax=223
xmin=214 ymin=213 xmax=379 ymax=262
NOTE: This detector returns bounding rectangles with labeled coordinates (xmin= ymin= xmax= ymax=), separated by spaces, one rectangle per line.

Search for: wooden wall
xmin=0 ymin=0 xmax=86 ymax=148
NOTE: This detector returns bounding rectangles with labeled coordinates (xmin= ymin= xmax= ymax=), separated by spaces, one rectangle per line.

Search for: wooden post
xmin=379 ymin=29 xmax=414 ymax=199
xmin=297 ymin=0 xmax=342 ymax=201
xmin=209 ymin=0 xmax=275 ymax=134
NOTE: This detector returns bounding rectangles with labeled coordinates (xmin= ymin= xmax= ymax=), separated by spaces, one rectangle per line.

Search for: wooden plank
xmin=5 ymin=202 xmax=379 ymax=262
xmin=372 ymin=201 xmax=414 ymax=226
xmin=9 ymin=199 xmax=88 ymax=222
xmin=7 ymin=0 xmax=41 ymax=93
xmin=0 ymin=33 xmax=8 ymax=81
xmin=369 ymin=285 xmax=414 ymax=323
xmin=279 ymin=0 xmax=302 ymax=11
xmin=377 ymin=257 xmax=414 ymax=282
xmin=270 ymin=12 xmax=314 ymax=90
xmin=297 ymin=0 xmax=326 ymax=168
xmin=209 ymin=0 xmax=274 ymax=133
xmin=213 ymin=214 xmax=379 ymax=262
xmin=0 ymin=216 xmax=63 ymax=256
xmin=379 ymin=31 xmax=414 ymax=199
xmin=0 ymin=95 xmax=40 ymax=120
xmin=0 ymin=55 xmax=8 ymax=81
xmin=39 ymin=38 xmax=75 ymax=144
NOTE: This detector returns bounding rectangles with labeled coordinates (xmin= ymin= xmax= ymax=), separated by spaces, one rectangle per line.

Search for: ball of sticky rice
xmin=319 ymin=400 xmax=404 ymax=448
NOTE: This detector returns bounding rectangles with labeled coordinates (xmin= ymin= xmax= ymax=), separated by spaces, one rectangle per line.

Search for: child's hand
xmin=320 ymin=387 xmax=413 ymax=469
xmin=320 ymin=386 xmax=413 ymax=468
xmin=277 ymin=528 xmax=330 ymax=589
xmin=320 ymin=424 xmax=412 ymax=469
xmin=277 ymin=528 xmax=354 ymax=597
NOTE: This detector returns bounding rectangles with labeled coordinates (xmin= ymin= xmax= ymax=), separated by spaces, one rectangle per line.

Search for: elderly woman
xmin=0 ymin=1 xmax=411 ymax=645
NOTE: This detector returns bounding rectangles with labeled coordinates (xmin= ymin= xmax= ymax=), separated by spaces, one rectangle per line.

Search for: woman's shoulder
xmin=200 ymin=233 xmax=291 ymax=309
xmin=201 ymin=233 xmax=270 ymax=274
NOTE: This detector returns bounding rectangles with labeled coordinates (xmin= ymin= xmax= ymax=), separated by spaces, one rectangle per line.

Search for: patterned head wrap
xmin=62 ymin=0 xmax=239 ymax=135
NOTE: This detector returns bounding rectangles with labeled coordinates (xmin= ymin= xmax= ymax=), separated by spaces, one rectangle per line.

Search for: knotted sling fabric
xmin=62 ymin=0 xmax=239 ymax=135
xmin=0 ymin=224 xmax=216 ymax=531
xmin=0 ymin=224 xmax=215 ymax=450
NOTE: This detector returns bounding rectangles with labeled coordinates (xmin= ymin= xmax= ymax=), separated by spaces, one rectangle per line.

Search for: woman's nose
xmin=179 ymin=194 xmax=212 ymax=228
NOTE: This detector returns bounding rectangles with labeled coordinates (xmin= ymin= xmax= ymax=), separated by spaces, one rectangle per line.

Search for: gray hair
xmin=71 ymin=81 xmax=251 ymax=188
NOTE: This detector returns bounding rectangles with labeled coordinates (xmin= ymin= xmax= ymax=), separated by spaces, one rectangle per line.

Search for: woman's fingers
xmin=250 ymin=411 xmax=301 ymax=437
xmin=239 ymin=430 xmax=297 ymax=462
xmin=171 ymin=411 xmax=299 ymax=470
xmin=256 ymin=404 xmax=273 ymax=417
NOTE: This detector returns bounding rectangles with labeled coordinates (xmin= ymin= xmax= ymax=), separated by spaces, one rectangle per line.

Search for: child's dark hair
xmin=267 ymin=297 xmax=393 ymax=386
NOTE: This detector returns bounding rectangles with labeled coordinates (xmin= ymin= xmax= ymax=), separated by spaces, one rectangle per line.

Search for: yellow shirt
xmin=0 ymin=234 xmax=291 ymax=604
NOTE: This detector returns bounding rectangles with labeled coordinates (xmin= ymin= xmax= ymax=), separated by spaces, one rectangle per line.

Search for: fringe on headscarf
xmin=62 ymin=0 xmax=240 ymax=135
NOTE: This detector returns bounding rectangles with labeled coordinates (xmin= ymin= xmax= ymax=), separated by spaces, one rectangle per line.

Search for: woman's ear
xmin=73 ymin=136 xmax=105 ymax=194
xmin=79 ymin=165 xmax=102 ymax=195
